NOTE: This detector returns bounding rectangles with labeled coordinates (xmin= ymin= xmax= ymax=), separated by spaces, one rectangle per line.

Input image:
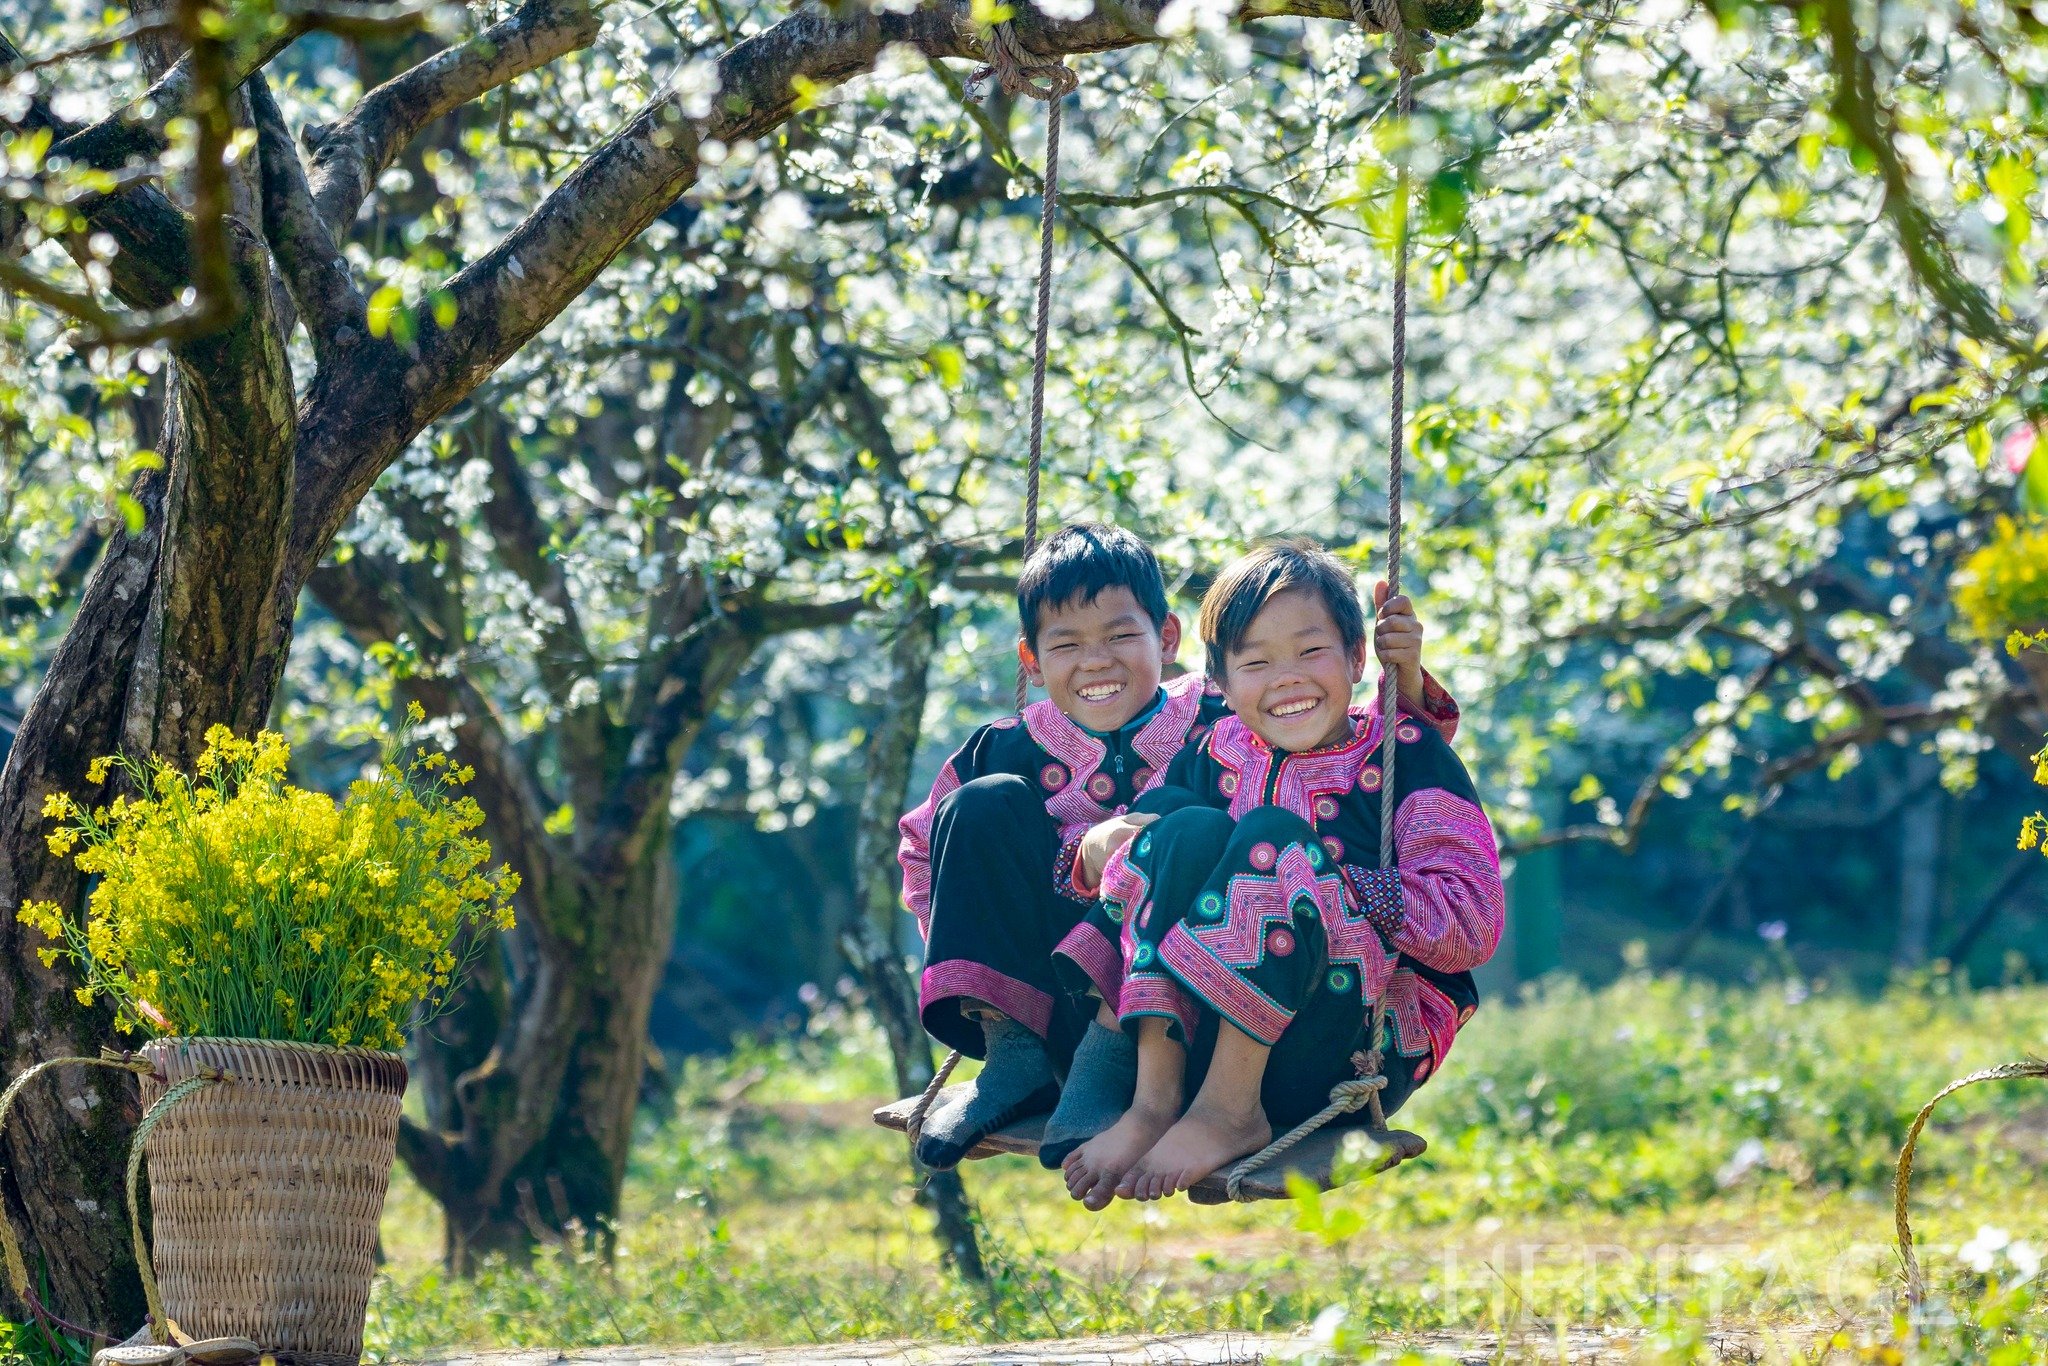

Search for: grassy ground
xmin=363 ymin=969 xmax=2048 ymax=1363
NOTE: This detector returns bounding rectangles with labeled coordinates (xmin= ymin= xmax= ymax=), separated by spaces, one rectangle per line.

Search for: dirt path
xmin=399 ymin=1324 xmax=1828 ymax=1365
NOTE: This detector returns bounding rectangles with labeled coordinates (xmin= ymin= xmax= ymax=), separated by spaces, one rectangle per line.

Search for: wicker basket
xmin=138 ymin=1039 xmax=406 ymax=1366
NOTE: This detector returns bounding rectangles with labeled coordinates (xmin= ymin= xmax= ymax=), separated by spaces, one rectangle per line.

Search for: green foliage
xmin=0 ymin=1314 xmax=90 ymax=1366
xmin=366 ymin=978 xmax=2048 ymax=1357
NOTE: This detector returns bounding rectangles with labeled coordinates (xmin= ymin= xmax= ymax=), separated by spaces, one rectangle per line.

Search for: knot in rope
xmin=1328 ymin=1074 xmax=1388 ymax=1111
xmin=971 ymin=20 xmax=1078 ymax=102
xmin=1349 ymin=0 xmax=1432 ymax=72
xmin=1222 ymin=1063 xmax=1390 ymax=1202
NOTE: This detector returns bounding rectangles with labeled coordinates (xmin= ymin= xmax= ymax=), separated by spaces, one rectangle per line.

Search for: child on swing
xmin=1052 ymin=538 xmax=1503 ymax=1208
xmin=898 ymin=523 xmax=1461 ymax=1172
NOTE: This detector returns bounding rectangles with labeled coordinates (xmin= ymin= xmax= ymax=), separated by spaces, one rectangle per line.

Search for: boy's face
xmin=1218 ymin=587 xmax=1368 ymax=753
xmin=1020 ymin=587 xmax=1182 ymax=732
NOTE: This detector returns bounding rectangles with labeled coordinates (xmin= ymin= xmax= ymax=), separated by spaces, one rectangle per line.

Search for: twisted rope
xmin=1225 ymin=0 xmax=1428 ymax=1192
xmin=903 ymin=1046 xmax=964 ymax=1149
xmin=1224 ymin=1059 xmax=1385 ymax=1201
xmin=972 ymin=22 xmax=1076 ymax=713
xmin=0 ymin=1050 xmax=229 ymax=1348
xmin=125 ymin=1071 xmax=228 ymax=1341
xmin=1893 ymin=1059 xmax=2048 ymax=1305
xmin=1366 ymin=0 xmax=1419 ymax=1134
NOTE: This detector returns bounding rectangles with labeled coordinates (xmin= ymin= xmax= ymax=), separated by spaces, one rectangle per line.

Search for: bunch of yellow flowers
xmin=20 ymin=705 xmax=519 ymax=1050
xmin=1954 ymin=517 xmax=2048 ymax=641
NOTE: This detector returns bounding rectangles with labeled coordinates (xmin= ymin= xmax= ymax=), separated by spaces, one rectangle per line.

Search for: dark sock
xmin=914 ymin=1016 xmax=1058 ymax=1171
xmin=1037 ymin=1019 xmax=1137 ymax=1169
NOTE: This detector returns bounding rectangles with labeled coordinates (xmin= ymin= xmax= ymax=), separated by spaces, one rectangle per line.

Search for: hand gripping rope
xmin=1223 ymin=0 xmax=1429 ymax=1202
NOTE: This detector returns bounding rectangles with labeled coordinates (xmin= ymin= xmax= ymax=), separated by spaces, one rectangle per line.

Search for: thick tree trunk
xmin=385 ymin=601 xmax=761 ymax=1268
xmin=0 ymin=226 xmax=296 ymax=1333
xmin=843 ymin=591 xmax=984 ymax=1283
xmin=0 ymin=491 xmax=165 ymax=1335
xmin=406 ymin=839 xmax=676 ymax=1267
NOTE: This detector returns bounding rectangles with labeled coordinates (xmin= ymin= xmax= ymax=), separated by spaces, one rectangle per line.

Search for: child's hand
xmin=1372 ymin=581 xmax=1427 ymax=713
xmin=1080 ymin=813 xmax=1158 ymax=889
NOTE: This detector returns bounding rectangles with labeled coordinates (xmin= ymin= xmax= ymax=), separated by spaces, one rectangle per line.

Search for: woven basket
xmin=138 ymin=1039 xmax=405 ymax=1366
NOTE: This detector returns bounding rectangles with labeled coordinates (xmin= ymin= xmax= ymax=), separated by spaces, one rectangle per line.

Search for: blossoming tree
xmin=7 ymin=0 xmax=2048 ymax=1334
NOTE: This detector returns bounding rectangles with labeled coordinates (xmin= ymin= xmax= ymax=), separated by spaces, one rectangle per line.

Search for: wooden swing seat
xmin=872 ymin=1088 xmax=1424 ymax=1204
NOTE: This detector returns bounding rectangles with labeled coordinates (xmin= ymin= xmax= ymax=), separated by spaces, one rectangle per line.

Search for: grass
xmin=361 ymin=968 xmax=2048 ymax=1362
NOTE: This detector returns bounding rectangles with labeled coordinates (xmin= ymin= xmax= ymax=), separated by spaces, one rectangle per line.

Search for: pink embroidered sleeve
xmin=1344 ymin=790 xmax=1503 ymax=973
xmin=898 ymin=756 xmax=966 ymax=940
xmin=1398 ymin=668 xmax=1461 ymax=746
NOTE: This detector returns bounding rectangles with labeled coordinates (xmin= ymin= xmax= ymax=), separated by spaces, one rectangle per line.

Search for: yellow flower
xmin=86 ymin=756 xmax=114 ymax=785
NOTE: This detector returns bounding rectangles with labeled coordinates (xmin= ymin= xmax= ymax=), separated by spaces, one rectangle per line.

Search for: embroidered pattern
xmin=919 ymin=959 xmax=1052 ymax=1039
xmin=1053 ymin=921 xmax=1123 ymax=1011
xmin=1157 ymin=840 xmax=1350 ymax=1044
xmin=1380 ymin=967 xmax=1461 ymax=1069
xmin=1206 ymin=707 xmax=1386 ymax=823
xmin=1380 ymin=789 xmax=1505 ymax=974
xmin=1053 ymin=828 xmax=1091 ymax=902
xmin=1343 ymin=864 xmax=1404 ymax=938
xmin=1119 ymin=971 xmax=1198 ymax=1039
xmin=1133 ymin=673 xmax=1207 ymax=776
xmin=1098 ymin=842 xmax=1155 ymax=963
xmin=1022 ymin=698 xmax=1112 ymax=828
xmin=897 ymin=757 xmax=963 ymax=937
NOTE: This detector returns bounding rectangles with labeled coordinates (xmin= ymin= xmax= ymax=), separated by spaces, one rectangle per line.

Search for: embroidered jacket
xmin=897 ymin=673 xmax=1227 ymax=938
xmin=897 ymin=672 xmax=1462 ymax=939
xmin=1126 ymin=702 xmax=1503 ymax=1076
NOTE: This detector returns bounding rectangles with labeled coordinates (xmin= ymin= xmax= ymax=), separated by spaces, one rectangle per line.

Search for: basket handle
xmin=0 ymin=1050 xmax=226 ymax=1343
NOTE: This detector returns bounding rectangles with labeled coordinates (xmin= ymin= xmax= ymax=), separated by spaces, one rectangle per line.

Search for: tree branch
xmin=306 ymin=555 xmax=558 ymax=888
xmin=737 ymin=595 xmax=871 ymax=635
xmin=46 ymin=16 xmax=308 ymax=174
xmin=251 ymin=75 xmax=367 ymax=364
xmin=305 ymin=0 xmax=602 ymax=237
xmin=473 ymin=416 xmax=598 ymax=696
xmin=1809 ymin=0 xmax=2019 ymax=347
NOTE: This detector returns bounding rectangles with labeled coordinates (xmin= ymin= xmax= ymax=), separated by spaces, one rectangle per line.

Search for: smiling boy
xmin=1056 ymin=538 xmax=1504 ymax=1207
xmin=898 ymin=525 xmax=1458 ymax=1171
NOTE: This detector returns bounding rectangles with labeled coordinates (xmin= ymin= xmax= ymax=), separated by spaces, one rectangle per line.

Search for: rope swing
xmin=1223 ymin=0 xmax=1427 ymax=1199
xmin=899 ymin=1 xmax=1437 ymax=1201
xmin=968 ymin=25 xmax=1077 ymax=711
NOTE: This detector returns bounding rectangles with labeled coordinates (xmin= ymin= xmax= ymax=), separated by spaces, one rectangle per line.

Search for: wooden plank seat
xmin=873 ymin=1088 xmax=1425 ymax=1204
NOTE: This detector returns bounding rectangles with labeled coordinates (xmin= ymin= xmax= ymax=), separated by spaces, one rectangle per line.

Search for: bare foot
xmin=1115 ymin=1101 xmax=1271 ymax=1201
xmin=1062 ymin=1101 xmax=1178 ymax=1211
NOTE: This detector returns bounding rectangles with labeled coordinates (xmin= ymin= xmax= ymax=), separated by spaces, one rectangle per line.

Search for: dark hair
xmin=1198 ymin=538 xmax=1367 ymax=679
xmin=1016 ymin=523 xmax=1170 ymax=647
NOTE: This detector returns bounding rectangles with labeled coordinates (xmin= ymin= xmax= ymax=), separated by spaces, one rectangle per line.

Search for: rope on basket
xmin=0 ymin=1049 xmax=228 ymax=1348
xmin=905 ymin=21 xmax=1076 ymax=1153
xmin=125 ymin=1072 xmax=228 ymax=1341
xmin=1223 ymin=0 xmax=1426 ymax=1204
xmin=1893 ymin=1059 xmax=2048 ymax=1305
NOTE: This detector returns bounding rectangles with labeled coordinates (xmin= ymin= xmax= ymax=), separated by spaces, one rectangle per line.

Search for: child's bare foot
xmin=1062 ymin=1101 xmax=1178 ymax=1211
xmin=1115 ymin=1100 xmax=1271 ymax=1201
